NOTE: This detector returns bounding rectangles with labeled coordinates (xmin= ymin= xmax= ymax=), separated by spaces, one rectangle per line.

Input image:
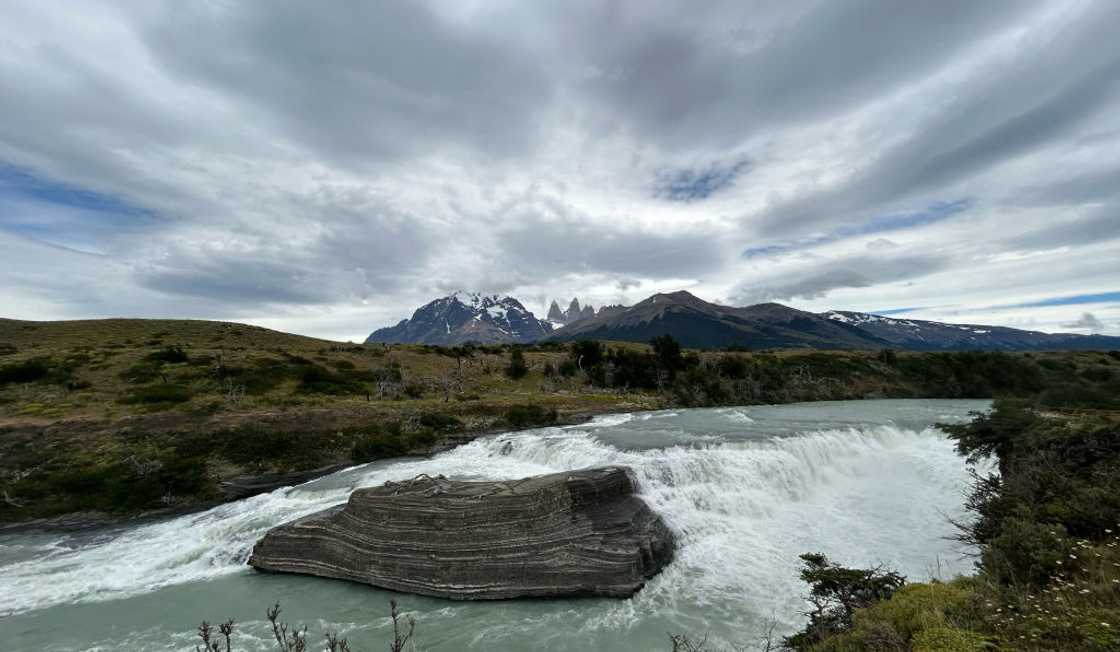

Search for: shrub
xmin=121 ymin=384 xmax=193 ymax=405
xmin=651 ymin=334 xmax=685 ymax=378
xmin=351 ymin=423 xmax=407 ymax=462
xmin=0 ymin=358 xmax=51 ymax=384
xmin=119 ymin=361 xmax=165 ymax=384
xmin=569 ymin=340 xmax=604 ymax=370
xmin=877 ymin=348 xmax=899 ymax=366
xmin=505 ymin=345 xmax=529 ymax=379
xmin=220 ymin=427 xmax=302 ymax=466
xmin=296 ymin=364 xmax=364 ymax=395
xmin=504 ymin=404 xmax=558 ymax=428
xmin=941 ymin=398 xmax=1038 ymax=466
xmin=418 ymin=412 xmax=461 ymax=432
xmin=145 ymin=345 xmax=189 ymax=364
xmin=784 ymin=553 xmax=906 ymax=650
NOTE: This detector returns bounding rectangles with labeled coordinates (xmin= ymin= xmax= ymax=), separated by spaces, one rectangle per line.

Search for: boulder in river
xmin=247 ymin=466 xmax=675 ymax=599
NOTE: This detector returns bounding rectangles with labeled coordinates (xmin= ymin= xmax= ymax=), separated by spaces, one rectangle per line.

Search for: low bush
xmin=121 ymin=384 xmax=193 ymax=405
xmin=220 ymin=427 xmax=304 ymax=466
xmin=351 ymin=422 xmax=407 ymax=462
xmin=505 ymin=346 xmax=529 ymax=379
xmin=418 ymin=411 xmax=461 ymax=432
xmin=0 ymin=357 xmax=76 ymax=386
xmin=145 ymin=345 xmax=189 ymax=364
xmin=296 ymin=364 xmax=365 ymax=395
xmin=784 ymin=553 xmax=906 ymax=650
xmin=504 ymin=404 xmax=558 ymax=428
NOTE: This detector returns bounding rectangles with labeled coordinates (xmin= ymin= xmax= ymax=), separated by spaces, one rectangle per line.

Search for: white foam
xmin=0 ymin=408 xmax=985 ymax=634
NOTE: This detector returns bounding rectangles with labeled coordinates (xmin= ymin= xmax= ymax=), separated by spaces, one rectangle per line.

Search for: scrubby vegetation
xmin=2 ymin=316 xmax=1118 ymax=526
xmin=192 ymin=601 xmax=415 ymax=652
xmin=780 ymin=391 xmax=1120 ymax=650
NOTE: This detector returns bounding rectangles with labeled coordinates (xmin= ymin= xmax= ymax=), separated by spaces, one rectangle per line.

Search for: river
xmin=0 ymin=399 xmax=991 ymax=651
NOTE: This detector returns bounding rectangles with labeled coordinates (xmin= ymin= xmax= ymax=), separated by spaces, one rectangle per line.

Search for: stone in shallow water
xmin=247 ymin=466 xmax=675 ymax=599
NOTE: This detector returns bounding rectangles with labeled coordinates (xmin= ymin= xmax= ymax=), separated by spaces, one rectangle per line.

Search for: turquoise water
xmin=0 ymin=399 xmax=990 ymax=651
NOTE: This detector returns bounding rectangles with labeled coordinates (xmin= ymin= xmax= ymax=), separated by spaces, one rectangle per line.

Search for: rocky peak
xmin=366 ymin=292 xmax=551 ymax=345
xmin=549 ymin=297 xmax=598 ymax=325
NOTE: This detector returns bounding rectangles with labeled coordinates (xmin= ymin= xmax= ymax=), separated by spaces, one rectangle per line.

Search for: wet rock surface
xmin=248 ymin=466 xmax=675 ymax=599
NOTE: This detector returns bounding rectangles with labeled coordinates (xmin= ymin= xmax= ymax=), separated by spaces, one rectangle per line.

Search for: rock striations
xmin=247 ymin=466 xmax=675 ymax=599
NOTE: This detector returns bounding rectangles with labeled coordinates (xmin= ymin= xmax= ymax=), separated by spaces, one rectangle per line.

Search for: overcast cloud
xmin=0 ymin=0 xmax=1118 ymax=340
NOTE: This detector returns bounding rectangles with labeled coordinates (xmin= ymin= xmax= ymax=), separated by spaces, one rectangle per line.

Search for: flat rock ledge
xmin=247 ymin=466 xmax=675 ymax=599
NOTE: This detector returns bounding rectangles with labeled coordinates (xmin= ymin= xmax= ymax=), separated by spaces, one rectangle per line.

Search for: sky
xmin=1 ymin=1 xmax=1118 ymax=342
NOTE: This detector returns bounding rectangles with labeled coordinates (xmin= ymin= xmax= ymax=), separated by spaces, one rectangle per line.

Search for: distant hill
xmin=365 ymin=293 xmax=551 ymax=345
xmin=821 ymin=311 xmax=1120 ymax=351
xmin=0 ymin=317 xmax=332 ymax=350
xmin=547 ymin=291 xmax=890 ymax=349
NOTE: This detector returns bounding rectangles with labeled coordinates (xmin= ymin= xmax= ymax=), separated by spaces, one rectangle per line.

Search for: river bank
xmin=0 ymin=408 xmax=615 ymax=533
xmin=0 ymin=399 xmax=989 ymax=650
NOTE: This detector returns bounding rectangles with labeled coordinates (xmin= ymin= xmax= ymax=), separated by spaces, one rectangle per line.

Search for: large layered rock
xmin=248 ymin=466 xmax=675 ymax=599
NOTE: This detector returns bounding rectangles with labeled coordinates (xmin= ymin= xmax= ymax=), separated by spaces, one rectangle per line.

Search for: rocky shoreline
xmin=0 ymin=411 xmax=613 ymax=535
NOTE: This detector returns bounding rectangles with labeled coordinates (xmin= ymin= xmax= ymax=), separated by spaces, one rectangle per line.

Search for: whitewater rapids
xmin=0 ymin=399 xmax=990 ymax=651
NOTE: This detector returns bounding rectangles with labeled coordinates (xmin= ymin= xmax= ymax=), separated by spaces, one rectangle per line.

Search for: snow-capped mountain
xmin=366 ymin=292 xmax=1120 ymax=350
xmin=546 ymin=298 xmax=597 ymax=327
xmin=549 ymin=291 xmax=889 ymax=349
xmin=365 ymin=293 xmax=552 ymax=345
xmin=822 ymin=310 xmax=1119 ymax=351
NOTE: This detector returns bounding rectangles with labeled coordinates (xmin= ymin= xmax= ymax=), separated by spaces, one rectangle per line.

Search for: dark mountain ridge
xmin=546 ymin=291 xmax=890 ymax=349
xmin=367 ymin=291 xmax=1120 ymax=350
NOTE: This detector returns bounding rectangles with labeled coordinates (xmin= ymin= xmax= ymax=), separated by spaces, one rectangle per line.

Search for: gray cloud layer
xmin=1 ymin=1 xmax=1118 ymax=339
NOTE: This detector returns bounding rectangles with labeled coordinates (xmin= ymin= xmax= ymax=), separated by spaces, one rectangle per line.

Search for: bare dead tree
xmin=668 ymin=632 xmax=710 ymax=652
xmin=759 ymin=616 xmax=778 ymax=652
xmin=224 ymin=377 xmax=246 ymax=404
xmin=389 ymin=600 xmax=415 ymax=652
xmin=192 ymin=601 xmax=421 ymax=652
xmin=195 ymin=620 xmax=216 ymax=652
xmin=2 ymin=490 xmax=27 ymax=508
xmin=219 ymin=620 xmax=234 ymax=652
xmin=266 ymin=603 xmax=307 ymax=652
xmin=325 ymin=632 xmax=353 ymax=652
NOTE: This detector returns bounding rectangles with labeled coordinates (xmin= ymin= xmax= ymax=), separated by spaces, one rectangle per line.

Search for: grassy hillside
xmin=1 ymin=317 xmax=1118 ymax=524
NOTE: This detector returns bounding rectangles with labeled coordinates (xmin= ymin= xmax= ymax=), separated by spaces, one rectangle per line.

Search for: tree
xmin=505 ymin=345 xmax=529 ymax=379
xmin=784 ymin=553 xmax=905 ymax=650
xmin=651 ymin=334 xmax=684 ymax=380
xmin=569 ymin=340 xmax=603 ymax=371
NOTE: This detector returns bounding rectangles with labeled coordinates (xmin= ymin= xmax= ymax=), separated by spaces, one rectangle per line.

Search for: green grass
xmin=1 ymin=316 xmax=1117 ymax=523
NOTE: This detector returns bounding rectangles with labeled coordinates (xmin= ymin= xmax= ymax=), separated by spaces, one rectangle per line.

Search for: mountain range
xmin=365 ymin=293 xmax=552 ymax=345
xmin=366 ymin=290 xmax=1120 ymax=351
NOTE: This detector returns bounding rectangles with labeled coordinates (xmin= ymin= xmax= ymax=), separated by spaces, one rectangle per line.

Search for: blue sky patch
xmin=1010 ymin=291 xmax=1120 ymax=308
xmin=742 ymin=198 xmax=973 ymax=258
xmin=0 ymin=164 xmax=156 ymax=249
xmin=871 ymin=307 xmax=924 ymax=315
xmin=654 ymin=159 xmax=751 ymax=202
